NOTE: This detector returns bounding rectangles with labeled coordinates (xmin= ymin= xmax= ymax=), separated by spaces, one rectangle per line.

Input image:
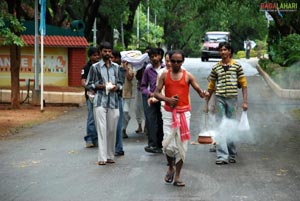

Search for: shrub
xmin=235 ymin=50 xmax=257 ymax=59
xmin=258 ymin=58 xmax=270 ymax=70
xmin=270 ymin=34 xmax=300 ymax=66
xmin=267 ymin=62 xmax=282 ymax=77
xmin=236 ymin=51 xmax=245 ymax=59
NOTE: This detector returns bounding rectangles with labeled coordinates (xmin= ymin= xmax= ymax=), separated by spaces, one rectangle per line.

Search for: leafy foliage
xmin=0 ymin=13 xmax=25 ymax=46
xmin=271 ymin=34 xmax=300 ymax=66
xmin=236 ymin=50 xmax=258 ymax=59
xmin=197 ymin=0 xmax=267 ymax=53
xmin=141 ymin=0 xmax=268 ymax=55
xmin=129 ymin=5 xmax=164 ymax=50
xmin=258 ymin=58 xmax=271 ymax=71
xmin=98 ymin=0 xmax=129 ymax=27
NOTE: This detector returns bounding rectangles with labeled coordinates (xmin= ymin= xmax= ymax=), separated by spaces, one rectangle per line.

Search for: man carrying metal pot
xmin=207 ymin=42 xmax=248 ymax=165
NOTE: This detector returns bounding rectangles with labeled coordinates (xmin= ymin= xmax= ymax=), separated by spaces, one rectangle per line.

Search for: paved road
xmin=1 ymin=58 xmax=299 ymax=201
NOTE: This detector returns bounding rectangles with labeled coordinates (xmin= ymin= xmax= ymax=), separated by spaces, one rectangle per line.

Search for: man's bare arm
xmin=187 ymin=72 xmax=207 ymax=98
xmin=154 ymin=71 xmax=166 ymax=101
xmin=242 ymin=87 xmax=248 ymax=111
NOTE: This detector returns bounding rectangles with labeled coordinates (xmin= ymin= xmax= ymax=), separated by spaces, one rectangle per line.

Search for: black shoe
xmin=144 ymin=146 xmax=156 ymax=153
xmin=154 ymin=147 xmax=163 ymax=153
xmin=115 ymin=151 xmax=125 ymax=156
xmin=144 ymin=146 xmax=162 ymax=153
xmin=215 ymin=160 xmax=228 ymax=165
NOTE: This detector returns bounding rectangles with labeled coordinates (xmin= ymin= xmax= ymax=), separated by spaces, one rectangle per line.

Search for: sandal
xmin=106 ymin=159 xmax=115 ymax=164
xmin=173 ymin=180 xmax=185 ymax=187
xmin=98 ymin=161 xmax=106 ymax=165
xmin=215 ymin=160 xmax=228 ymax=165
xmin=164 ymin=171 xmax=175 ymax=183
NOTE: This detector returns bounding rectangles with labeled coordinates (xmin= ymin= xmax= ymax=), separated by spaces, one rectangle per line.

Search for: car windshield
xmin=205 ymin=34 xmax=228 ymax=42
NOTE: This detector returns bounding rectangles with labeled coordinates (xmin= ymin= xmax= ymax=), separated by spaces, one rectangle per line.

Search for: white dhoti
xmin=162 ymin=108 xmax=191 ymax=163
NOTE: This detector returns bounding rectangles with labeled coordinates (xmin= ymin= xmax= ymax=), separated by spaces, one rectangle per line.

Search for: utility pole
xmin=34 ymin=0 xmax=39 ymax=90
xmin=121 ymin=20 xmax=125 ymax=49
xmin=93 ymin=0 xmax=97 ymax=47
xmin=93 ymin=19 xmax=97 ymax=47
xmin=147 ymin=0 xmax=150 ymax=43
xmin=154 ymin=13 xmax=156 ymax=44
xmin=136 ymin=6 xmax=140 ymax=49
xmin=32 ymin=0 xmax=40 ymax=105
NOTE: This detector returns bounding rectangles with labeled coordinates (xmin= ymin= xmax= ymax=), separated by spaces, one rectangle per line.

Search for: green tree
xmin=46 ymin=0 xmax=141 ymax=47
xmin=0 ymin=1 xmax=25 ymax=109
xmin=139 ymin=0 xmax=267 ymax=55
xmin=160 ymin=0 xmax=205 ymax=52
xmin=267 ymin=0 xmax=300 ymax=37
xmin=129 ymin=5 xmax=164 ymax=50
xmin=213 ymin=1 xmax=267 ymax=51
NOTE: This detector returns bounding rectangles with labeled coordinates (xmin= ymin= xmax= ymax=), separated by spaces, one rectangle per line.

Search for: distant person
xmin=154 ymin=49 xmax=208 ymax=187
xmin=86 ymin=42 xmax=122 ymax=165
xmin=156 ymin=50 xmax=172 ymax=107
xmin=207 ymin=42 xmax=248 ymax=165
xmin=135 ymin=46 xmax=151 ymax=135
xmin=111 ymin=50 xmax=125 ymax=156
xmin=245 ymin=38 xmax=251 ymax=59
xmin=81 ymin=47 xmax=100 ymax=148
xmin=141 ymin=47 xmax=165 ymax=153
xmin=121 ymin=60 xmax=134 ymax=139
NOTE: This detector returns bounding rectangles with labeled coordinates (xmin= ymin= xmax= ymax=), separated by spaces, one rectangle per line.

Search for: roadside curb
xmin=0 ymin=89 xmax=85 ymax=106
xmin=256 ymin=65 xmax=300 ymax=99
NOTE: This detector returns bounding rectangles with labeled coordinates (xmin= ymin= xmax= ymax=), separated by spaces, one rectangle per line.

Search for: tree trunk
xmin=7 ymin=0 xmax=22 ymax=109
xmin=97 ymin=16 xmax=114 ymax=44
xmin=83 ymin=0 xmax=101 ymax=41
xmin=10 ymin=45 xmax=21 ymax=109
xmin=49 ymin=0 xmax=72 ymax=26
xmin=268 ymin=12 xmax=295 ymax=37
xmin=123 ymin=0 xmax=141 ymax=48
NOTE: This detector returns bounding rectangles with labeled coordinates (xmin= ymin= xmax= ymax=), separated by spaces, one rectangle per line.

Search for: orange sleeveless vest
xmin=164 ymin=69 xmax=190 ymax=108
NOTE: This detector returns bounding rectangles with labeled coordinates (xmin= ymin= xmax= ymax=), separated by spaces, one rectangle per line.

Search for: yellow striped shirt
xmin=208 ymin=60 xmax=246 ymax=97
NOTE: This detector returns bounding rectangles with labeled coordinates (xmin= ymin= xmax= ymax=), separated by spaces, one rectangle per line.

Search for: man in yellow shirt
xmin=207 ymin=42 xmax=248 ymax=165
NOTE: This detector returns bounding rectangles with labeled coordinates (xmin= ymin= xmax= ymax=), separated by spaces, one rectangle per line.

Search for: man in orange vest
xmin=154 ymin=49 xmax=208 ymax=187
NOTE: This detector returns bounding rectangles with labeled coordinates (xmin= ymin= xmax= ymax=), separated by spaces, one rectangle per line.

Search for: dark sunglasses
xmin=171 ymin=59 xmax=183 ymax=64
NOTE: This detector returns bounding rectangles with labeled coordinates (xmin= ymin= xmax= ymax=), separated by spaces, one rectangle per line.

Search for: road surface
xmin=0 ymin=58 xmax=299 ymax=201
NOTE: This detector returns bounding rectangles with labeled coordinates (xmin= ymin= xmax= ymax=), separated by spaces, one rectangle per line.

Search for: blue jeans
xmin=115 ymin=97 xmax=124 ymax=153
xmin=215 ymin=96 xmax=238 ymax=161
xmin=84 ymin=99 xmax=97 ymax=143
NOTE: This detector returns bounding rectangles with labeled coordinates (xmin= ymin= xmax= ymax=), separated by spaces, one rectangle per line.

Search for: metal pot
xmin=198 ymin=135 xmax=213 ymax=144
xmin=198 ymin=100 xmax=213 ymax=144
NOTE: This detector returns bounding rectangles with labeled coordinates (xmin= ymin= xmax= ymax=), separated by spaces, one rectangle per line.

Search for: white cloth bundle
xmin=121 ymin=50 xmax=149 ymax=71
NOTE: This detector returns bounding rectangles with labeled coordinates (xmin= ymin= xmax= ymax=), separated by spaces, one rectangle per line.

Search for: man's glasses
xmin=171 ymin=59 xmax=183 ymax=64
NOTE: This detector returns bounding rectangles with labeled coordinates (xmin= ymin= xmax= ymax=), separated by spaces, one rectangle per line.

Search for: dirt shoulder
xmin=0 ymin=104 xmax=78 ymax=139
xmin=0 ymin=86 xmax=83 ymax=139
